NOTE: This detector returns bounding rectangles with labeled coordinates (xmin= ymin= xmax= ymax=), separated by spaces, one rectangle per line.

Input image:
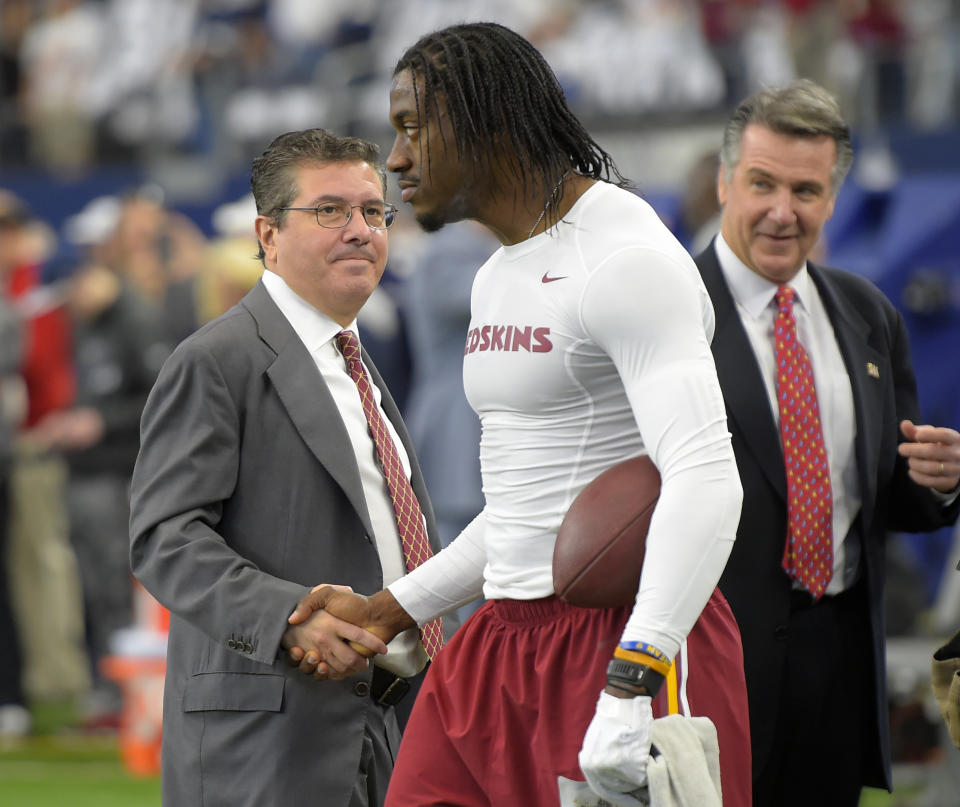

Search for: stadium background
xmin=1 ymin=1 xmax=959 ymax=804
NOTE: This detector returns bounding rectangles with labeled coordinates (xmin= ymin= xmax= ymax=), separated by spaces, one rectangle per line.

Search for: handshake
xmin=281 ymin=585 xmax=661 ymax=807
xmin=280 ymin=585 xmax=415 ymax=680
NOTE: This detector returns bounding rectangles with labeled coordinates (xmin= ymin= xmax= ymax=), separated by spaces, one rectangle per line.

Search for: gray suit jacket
xmin=130 ymin=280 xmax=439 ymax=806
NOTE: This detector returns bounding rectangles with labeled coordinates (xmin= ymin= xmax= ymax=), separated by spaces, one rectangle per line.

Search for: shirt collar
xmin=714 ymin=233 xmax=813 ymax=317
xmin=261 ymin=269 xmax=358 ymax=352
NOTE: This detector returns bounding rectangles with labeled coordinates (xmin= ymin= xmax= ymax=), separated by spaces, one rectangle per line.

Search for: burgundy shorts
xmin=385 ymin=588 xmax=751 ymax=807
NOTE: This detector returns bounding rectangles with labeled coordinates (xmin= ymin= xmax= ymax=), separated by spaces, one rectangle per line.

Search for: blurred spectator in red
xmin=0 ymin=189 xmax=91 ymax=708
xmin=34 ymin=253 xmax=173 ymax=726
xmin=0 ymin=198 xmax=29 ymax=738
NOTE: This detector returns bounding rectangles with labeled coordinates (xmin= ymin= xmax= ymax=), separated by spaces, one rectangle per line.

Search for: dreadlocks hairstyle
xmin=394 ymin=22 xmax=631 ymax=229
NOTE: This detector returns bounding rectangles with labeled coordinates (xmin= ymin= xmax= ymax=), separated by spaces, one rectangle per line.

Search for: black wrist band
xmin=605 ymin=681 xmax=647 ymax=698
xmin=606 ymin=658 xmax=665 ymax=697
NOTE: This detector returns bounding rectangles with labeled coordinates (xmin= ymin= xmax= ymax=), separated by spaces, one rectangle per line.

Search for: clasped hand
xmin=281 ymin=585 xmax=394 ymax=680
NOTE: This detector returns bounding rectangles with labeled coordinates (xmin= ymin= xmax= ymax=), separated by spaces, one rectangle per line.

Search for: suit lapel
xmin=698 ymin=247 xmax=787 ymax=500
xmin=242 ymin=282 xmax=375 ymax=536
xmin=808 ymin=264 xmax=882 ymax=522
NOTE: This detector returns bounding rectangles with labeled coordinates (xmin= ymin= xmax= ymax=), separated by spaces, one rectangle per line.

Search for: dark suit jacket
xmin=696 ymin=243 xmax=960 ymax=789
xmin=130 ymin=281 xmax=439 ymax=807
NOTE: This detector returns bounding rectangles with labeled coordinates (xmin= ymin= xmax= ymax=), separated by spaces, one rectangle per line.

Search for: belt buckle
xmin=372 ymin=669 xmax=410 ymax=707
xmin=376 ymin=675 xmax=410 ymax=706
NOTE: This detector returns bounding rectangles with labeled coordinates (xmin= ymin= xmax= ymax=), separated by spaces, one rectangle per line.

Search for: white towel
xmin=645 ymin=715 xmax=722 ymax=807
xmin=557 ymin=715 xmax=722 ymax=807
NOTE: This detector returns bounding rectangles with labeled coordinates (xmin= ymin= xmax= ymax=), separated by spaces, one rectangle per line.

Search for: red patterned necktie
xmin=335 ymin=330 xmax=444 ymax=658
xmin=774 ymin=286 xmax=833 ymax=599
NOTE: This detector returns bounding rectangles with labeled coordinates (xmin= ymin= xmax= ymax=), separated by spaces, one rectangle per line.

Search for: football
xmin=553 ymin=455 xmax=661 ymax=608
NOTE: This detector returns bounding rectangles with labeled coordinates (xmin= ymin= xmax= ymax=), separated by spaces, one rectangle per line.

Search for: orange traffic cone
xmin=100 ymin=580 xmax=168 ymax=776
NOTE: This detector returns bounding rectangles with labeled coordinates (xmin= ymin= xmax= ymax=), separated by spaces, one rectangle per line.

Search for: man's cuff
xmin=932 ymin=484 xmax=960 ymax=508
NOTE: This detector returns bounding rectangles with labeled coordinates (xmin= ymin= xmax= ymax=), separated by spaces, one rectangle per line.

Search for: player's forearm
xmin=367 ymin=588 xmax=417 ymax=634
xmin=388 ymin=509 xmax=487 ymax=622
xmin=621 ymin=447 xmax=741 ymax=658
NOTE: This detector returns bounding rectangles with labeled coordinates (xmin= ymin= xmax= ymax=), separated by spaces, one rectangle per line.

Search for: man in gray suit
xmin=130 ymin=128 xmax=441 ymax=807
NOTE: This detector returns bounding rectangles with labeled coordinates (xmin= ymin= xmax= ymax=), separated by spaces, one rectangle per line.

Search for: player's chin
xmin=414 ymin=208 xmax=447 ymax=233
xmin=408 ymin=198 xmax=450 ymax=233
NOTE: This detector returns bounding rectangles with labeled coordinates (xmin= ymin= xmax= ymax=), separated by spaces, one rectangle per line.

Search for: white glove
xmin=578 ymin=691 xmax=653 ymax=807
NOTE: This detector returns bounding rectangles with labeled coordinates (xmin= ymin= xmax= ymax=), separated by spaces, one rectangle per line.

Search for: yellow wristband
xmin=613 ymin=646 xmax=672 ymax=677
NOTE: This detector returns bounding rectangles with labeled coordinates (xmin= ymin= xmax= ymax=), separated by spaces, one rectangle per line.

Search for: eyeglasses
xmin=277 ymin=201 xmax=397 ymax=230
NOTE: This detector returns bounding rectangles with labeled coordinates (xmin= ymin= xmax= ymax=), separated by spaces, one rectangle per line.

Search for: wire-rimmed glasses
xmin=278 ymin=201 xmax=398 ymax=230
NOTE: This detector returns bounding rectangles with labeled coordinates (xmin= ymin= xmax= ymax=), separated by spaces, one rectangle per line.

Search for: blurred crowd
xmin=0 ymin=184 xmax=272 ymax=738
xmin=1 ymin=0 xmax=960 ymax=177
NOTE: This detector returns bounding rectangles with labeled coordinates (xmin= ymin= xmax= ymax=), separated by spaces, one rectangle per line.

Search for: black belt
xmin=790 ymin=588 xmax=818 ymax=610
xmin=370 ymin=666 xmax=411 ymax=707
xmin=790 ymin=577 xmax=863 ymax=612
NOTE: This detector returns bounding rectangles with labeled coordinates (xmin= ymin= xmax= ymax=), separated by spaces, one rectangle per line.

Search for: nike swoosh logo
xmin=541 ymin=272 xmax=567 ymax=283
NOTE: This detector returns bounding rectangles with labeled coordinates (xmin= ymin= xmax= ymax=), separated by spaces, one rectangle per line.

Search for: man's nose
xmin=342 ymin=208 xmax=373 ymax=240
xmin=768 ymin=189 xmax=796 ymax=225
xmin=386 ymin=134 xmax=408 ymax=174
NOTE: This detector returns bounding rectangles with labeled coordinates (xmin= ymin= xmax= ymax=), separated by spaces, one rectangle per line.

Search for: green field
xmin=0 ymin=701 xmax=160 ymax=807
xmin=1 ymin=700 xmax=947 ymax=806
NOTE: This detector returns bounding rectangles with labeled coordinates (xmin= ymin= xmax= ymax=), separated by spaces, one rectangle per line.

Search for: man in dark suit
xmin=129 ymin=128 xmax=441 ymax=807
xmin=694 ymin=80 xmax=960 ymax=807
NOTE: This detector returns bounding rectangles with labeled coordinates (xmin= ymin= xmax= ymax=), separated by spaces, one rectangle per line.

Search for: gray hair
xmin=720 ymin=79 xmax=853 ymax=193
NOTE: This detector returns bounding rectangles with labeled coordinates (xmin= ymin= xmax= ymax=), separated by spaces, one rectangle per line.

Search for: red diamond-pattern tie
xmin=774 ymin=286 xmax=833 ymax=599
xmin=336 ymin=330 xmax=444 ymax=658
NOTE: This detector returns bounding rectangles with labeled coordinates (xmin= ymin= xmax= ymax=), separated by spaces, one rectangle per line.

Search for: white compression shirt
xmin=389 ymin=182 xmax=742 ymax=659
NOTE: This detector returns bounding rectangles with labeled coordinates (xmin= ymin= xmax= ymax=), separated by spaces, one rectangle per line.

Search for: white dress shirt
xmin=714 ymin=235 xmax=862 ymax=594
xmin=262 ymin=270 xmax=428 ymax=675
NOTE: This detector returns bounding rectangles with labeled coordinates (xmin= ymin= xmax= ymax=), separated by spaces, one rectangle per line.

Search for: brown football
xmin=553 ymin=455 xmax=661 ymax=608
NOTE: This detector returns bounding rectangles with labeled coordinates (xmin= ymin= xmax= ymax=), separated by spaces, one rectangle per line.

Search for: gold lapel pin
xmin=866 ymin=362 xmax=879 ymax=378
